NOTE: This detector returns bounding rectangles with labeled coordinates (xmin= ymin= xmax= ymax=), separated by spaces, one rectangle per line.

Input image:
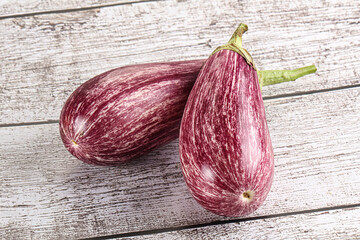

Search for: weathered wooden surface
xmin=1 ymin=0 xmax=360 ymax=239
xmin=1 ymin=0 xmax=360 ymax=125
xmin=0 ymin=0 xmax=153 ymax=18
xmin=1 ymin=87 xmax=360 ymax=239
xmin=129 ymin=207 xmax=360 ymax=240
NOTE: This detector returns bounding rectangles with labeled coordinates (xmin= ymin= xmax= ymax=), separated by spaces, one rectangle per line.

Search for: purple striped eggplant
xmin=61 ymin=26 xmax=315 ymax=166
xmin=179 ymin=24 xmax=316 ymax=216
xmin=60 ymin=60 xmax=204 ymax=165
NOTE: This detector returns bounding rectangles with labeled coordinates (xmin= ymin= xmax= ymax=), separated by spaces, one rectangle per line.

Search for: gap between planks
xmin=1 ymin=84 xmax=359 ymax=129
xmin=0 ymin=0 xmax=164 ymax=20
xmin=82 ymin=203 xmax=360 ymax=239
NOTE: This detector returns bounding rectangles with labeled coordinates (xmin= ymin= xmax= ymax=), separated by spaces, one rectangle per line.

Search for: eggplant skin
xmin=179 ymin=50 xmax=274 ymax=217
xmin=60 ymin=59 xmax=204 ymax=165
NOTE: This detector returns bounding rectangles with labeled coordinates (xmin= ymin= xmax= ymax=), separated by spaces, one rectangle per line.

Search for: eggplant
xmin=61 ymin=25 xmax=315 ymax=166
xmin=60 ymin=60 xmax=204 ymax=165
xmin=179 ymin=24 xmax=316 ymax=216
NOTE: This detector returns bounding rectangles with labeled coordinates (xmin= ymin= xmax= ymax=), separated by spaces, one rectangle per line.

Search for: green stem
xmin=211 ymin=23 xmax=317 ymax=86
xmin=258 ymin=65 xmax=317 ymax=87
xmin=228 ymin=23 xmax=248 ymax=48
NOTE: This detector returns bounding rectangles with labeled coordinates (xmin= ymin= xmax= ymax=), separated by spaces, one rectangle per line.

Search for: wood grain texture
xmin=1 ymin=0 xmax=360 ymax=124
xmin=129 ymin=207 xmax=360 ymax=240
xmin=1 ymin=87 xmax=360 ymax=239
xmin=0 ymin=0 xmax=153 ymax=17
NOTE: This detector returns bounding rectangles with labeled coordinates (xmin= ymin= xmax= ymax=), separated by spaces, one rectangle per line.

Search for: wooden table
xmin=1 ymin=0 xmax=360 ymax=239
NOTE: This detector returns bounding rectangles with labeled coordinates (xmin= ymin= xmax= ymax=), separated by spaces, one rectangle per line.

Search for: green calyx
xmin=211 ymin=23 xmax=317 ymax=88
xmin=211 ymin=23 xmax=256 ymax=69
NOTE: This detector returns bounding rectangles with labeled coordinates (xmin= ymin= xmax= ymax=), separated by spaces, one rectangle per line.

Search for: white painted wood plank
xmin=1 ymin=87 xmax=360 ymax=239
xmin=0 ymin=0 xmax=151 ymax=17
xmin=129 ymin=207 xmax=360 ymax=240
xmin=1 ymin=0 xmax=360 ymax=124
